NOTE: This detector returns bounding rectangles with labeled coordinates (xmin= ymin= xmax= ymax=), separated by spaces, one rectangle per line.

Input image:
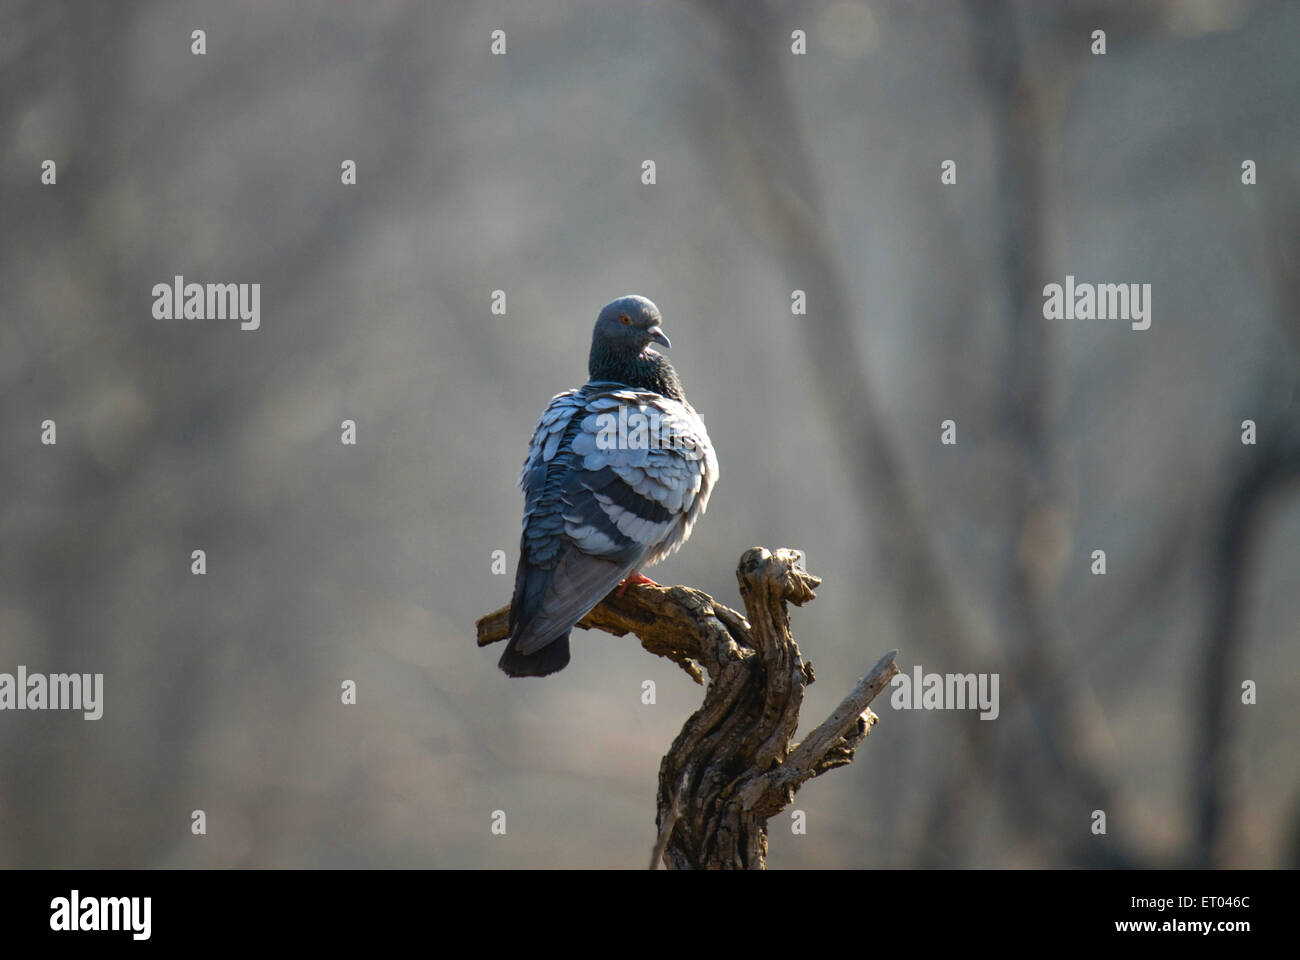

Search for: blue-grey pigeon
xmin=499 ymin=295 xmax=719 ymax=677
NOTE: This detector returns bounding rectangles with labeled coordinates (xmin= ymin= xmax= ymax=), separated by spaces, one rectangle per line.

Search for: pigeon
xmin=499 ymin=295 xmax=719 ymax=677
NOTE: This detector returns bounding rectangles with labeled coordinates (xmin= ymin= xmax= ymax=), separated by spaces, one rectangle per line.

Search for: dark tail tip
xmin=498 ymin=633 xmax=571 ymax=678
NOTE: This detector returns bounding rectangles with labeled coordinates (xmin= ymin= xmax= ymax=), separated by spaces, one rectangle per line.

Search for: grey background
xmin=1 ymin=0 xmax=1298 ymax=868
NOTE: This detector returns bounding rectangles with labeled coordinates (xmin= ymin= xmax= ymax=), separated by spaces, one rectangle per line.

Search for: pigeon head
xmin=588 ymin=295 xmax=684 ymax=400
xmin=593 ymin=295 xmax=670 ymax=355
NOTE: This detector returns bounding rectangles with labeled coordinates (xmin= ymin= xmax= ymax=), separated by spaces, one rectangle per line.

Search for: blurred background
xmin=1 ymin=0 xmax=1298 ymax=869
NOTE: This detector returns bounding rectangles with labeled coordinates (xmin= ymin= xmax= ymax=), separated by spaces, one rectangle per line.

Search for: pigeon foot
xmin=616 ymin=572 xmax=660 ymax=597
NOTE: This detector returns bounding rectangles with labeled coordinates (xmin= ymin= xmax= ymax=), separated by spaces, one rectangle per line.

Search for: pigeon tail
xmin=499 ymin=630 xmax=571 ymax=677
xmin=501 ymin=557 xmax=567 ymax=676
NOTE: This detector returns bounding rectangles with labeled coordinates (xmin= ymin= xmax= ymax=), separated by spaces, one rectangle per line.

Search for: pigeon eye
xmin=620 ymin=315 xmax=631 ymax=325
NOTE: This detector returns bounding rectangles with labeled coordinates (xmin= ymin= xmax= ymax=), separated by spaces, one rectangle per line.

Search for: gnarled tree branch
xmin=476 ymin=546 xmax=899 ymax=869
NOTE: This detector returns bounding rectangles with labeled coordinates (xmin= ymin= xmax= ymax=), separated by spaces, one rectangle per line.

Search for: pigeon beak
xmin=647 ymin=326 xmax=671 ymax=349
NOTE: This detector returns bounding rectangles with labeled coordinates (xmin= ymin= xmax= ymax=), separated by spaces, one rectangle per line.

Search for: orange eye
xmin=620 ymin=315 xmax=631 ymax=325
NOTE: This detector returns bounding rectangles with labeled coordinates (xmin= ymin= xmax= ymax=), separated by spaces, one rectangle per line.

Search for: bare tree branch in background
xmin=964 ymin=0 xmax=1139 ymax=868
xmin=689 ymin=0 xmax=995 ymax=865
xmin=1195 ymin=190 xmax=1300 ymax=867
xmin=1195 ymin=431 xmax=1300 ymax=867
xmin=689 ymin=0 xmax=1141 ymax=866
xmin=0 ymin=0 xmax=460 ymax=867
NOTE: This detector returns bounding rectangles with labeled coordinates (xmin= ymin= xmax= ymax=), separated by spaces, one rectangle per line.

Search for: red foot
xmin=616 ymin=572 xmax=659 ymax=597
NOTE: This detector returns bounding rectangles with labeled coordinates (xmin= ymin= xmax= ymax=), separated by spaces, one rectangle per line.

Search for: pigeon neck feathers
xmin=588 ymin=344 xmax=685 ymax=401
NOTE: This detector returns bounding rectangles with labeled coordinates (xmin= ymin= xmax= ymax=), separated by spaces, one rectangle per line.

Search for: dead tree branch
xmin=476 ymin=546 xmax=899 ymax=869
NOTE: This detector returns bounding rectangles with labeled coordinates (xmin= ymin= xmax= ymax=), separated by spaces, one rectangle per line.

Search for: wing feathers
xmin=514 ymin=549 xmax=636 ymax=655
xmin=508 ymin=382 xmax=718 ymax=669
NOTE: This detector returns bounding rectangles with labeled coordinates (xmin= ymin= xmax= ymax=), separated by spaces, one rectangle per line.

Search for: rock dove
xmin=499 ymin=295 xmax=719 ymax=677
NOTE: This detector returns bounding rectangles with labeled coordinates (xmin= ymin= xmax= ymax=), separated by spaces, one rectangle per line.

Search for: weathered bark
xmin=476 ymin=546 xmax=898 ymax=869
